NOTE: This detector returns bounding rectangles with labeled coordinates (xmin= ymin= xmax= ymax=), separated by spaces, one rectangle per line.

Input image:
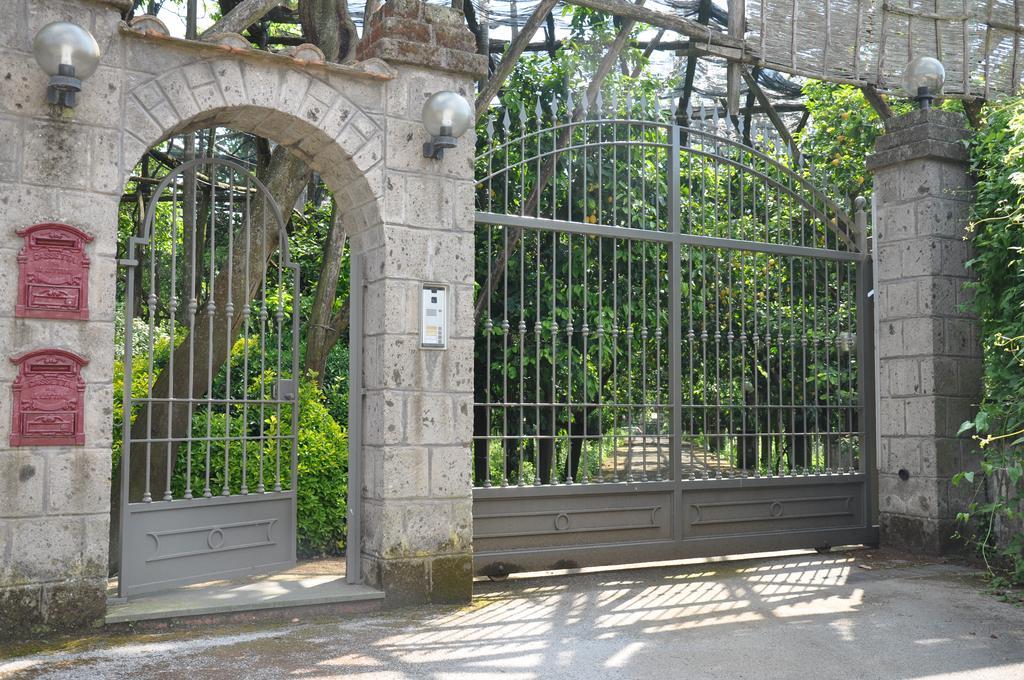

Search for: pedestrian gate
xmin=472 ymin=107 xmax=878 ymax=576
xmin=117 ymin=157 xmax=300 ymax=597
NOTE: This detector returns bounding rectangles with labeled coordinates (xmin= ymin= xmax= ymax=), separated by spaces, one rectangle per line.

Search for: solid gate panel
xmin=473 ymin=487 xmax=673 ymax=553
xmin=121 ymin=494 xmax=295 ymax=596
xmin=680 ymin=477 xmax=867 ymax=538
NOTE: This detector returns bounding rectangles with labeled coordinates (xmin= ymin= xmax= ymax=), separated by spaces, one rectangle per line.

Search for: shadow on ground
xmin=3 ymin=549 xmax=1023 ymax=679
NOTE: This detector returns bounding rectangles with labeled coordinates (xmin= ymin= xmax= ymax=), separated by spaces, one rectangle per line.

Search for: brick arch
xmin=120 ymin=55 xmax=387 ymax=243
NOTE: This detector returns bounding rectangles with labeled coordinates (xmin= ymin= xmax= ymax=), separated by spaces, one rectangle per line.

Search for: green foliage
xmin=798 ymin=82 xmax=900 ymax=202
xmin=171 ymin=378 xmax=348 ymax=557
xmin=955 ymin=97 xmax=1024 ymax=588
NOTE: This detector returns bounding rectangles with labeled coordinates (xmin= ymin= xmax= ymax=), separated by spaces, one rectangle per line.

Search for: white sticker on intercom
xmin=421 ymin=285 xmax=447 ymax=348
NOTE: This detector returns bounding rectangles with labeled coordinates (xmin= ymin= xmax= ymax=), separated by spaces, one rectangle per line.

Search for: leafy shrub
xmin=955 ymin=97 xmax=1024 ymax=588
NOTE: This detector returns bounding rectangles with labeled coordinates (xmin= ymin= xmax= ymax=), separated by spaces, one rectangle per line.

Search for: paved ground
xmin=3 ymin=549 xmax=1023 ymax=679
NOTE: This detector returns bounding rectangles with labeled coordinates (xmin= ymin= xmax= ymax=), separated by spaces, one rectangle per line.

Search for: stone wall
xmin=867 ymin=109 xmax=982 ymax=554
xmin=0 ymin=0 xmax=481 ymax=637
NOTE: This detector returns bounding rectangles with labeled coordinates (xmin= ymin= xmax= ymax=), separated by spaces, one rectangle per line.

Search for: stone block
xmin=90 ymin=126 xmax=121 ymax=195
xmin=449 ymin=283 xmax=476 ymax=340
xmin=72 ymin=65 xmax=124 ymax=129
xmin=878 ymin=471 xmax=940 ymax=518
xmin=373 ymin=556 xmax=430 ymax=607
xmin=405 ymin=392 xmax=454 ymax=445
xmin=22 ymin=119 xmax=92 ymax=191
xmin=0 ymin=183 xmax=58 ymax=244
xmin=383 ymin=225 xmax=473 ymax=283
xmin=917 ymin=277 xmax=958 ymax=317
xmin=430 ymin=446 xmax=471 ymax=497
xmin=380 ymin=0 xmax=424 ymax=20
xmin=47 ymin=449 xmax=111 ymax=515
xmin=900 ymin=317 xmax=943 ymax=357
xmin=353 ymin=136 xmax=383 ymax=174
xmin=0 ymin=585 xmax=42 ymax=638
xmin=878 ymin=398 xmax=904 ymax=435
xmin=939 ymin=238 xmax=973 ymax=278
xmin=880 ymin=513 xmax=960 ymax=554
xmin=957 ymin=358 xmax=983 ymax=395
xmin=0 ymin=450 xmax=45 ymax=518
xmin=898 ymin=239 xmax=942 ymax=278
xmin=903 ymin=397 xmax=944 ymax=436
xmin=403 ymin=500 xmax=453 ymax=552
xmin=9 ymin=516 xmax=84 ymax=583
xmin=432 ymin=23 xmax=476 ymax=52
xmin=0 ymin=116 xmax=23 ymax=182
xmin=363 ymin=390 xmax=406 ymax=446
xmin=81 ymin=514 xmax=109 ymax=578
xmin=879 ymin=280 xmax=917 ymax=319
xmin=40 ymin=578 xmax=105 ymax=631
xmin=156 ymin=67 xmax=202 ymax=125
xmin=883 ymin=437 xmax=921 ymax=476
xmin=379 ymin=446 xmax=429 ymax=499
xmin=55 ymin=190 xmax=121 ymax=258
xmin=884 ymin=358 xmax=920 ymax=397
xmin=429 ymin=554 xmax=473 ymax=603
xmin=365 ymin=498 xmax=411 ymax=554
xmin=917 ymin=356 xmax=959 ymax=396
xmin=401 ymin=177 xmax=454 ymax=229
xmin=385 ymin=117 xmax=471 ymax=179
xmin=916 ymin=197 xmax=970 ymax=240
xmin=380 ymin=16 xmax=431 ymax=44
xmin=873 ymin=242 xmax=904 ymax=283
xmin=943 ymin=317 xmax=978 ymax=357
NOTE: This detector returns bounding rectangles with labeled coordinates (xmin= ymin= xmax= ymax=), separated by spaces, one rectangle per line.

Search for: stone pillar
xmin=358 ymin=0 xmax=486 ymax=605
xmin=867 ymin=109 xmax=982 ymax=553
xmin=0 ymin=0 xmax=125 ymax=638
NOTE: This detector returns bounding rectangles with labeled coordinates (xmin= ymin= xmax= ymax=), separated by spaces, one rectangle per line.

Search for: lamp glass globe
xmin=902 ymin=56 xmax=945 ymax=96
xmin=32 ymin=22 xmax=101 ymax=79
xmin=422 ymin=91 xmax=473 ymax=138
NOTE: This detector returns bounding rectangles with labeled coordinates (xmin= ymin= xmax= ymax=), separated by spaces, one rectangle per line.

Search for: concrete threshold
xmin=106 ymin=558 xmax=383 ymax=624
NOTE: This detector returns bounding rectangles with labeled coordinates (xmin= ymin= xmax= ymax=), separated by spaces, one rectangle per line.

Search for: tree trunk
xmin=300 ymin=0 xmax=357 ymax=62
xmin=303 ymin=200 xmax=348 ymax=384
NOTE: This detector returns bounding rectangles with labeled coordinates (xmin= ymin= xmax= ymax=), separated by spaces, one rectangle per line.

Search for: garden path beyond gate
xmin=472 ymin=105 xmax=879 ymax=576
xmin=117 ymin=157 xmax=300 ymax=597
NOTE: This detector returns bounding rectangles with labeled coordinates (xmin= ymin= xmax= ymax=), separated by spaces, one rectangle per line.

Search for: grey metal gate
xmin=118 ymin=157 xmax=301 ymax=597
xmin=472 ymin=103 xmax=878 ymax=576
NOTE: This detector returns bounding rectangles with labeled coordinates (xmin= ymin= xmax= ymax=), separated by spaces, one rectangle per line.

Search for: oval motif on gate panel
xmin=769 ymin=501 xmax=785 ymax=518
xmin=554 ymin=513 xmax=571 ymax=531
xmin=207 ymin=528 xmax=226 ymax=550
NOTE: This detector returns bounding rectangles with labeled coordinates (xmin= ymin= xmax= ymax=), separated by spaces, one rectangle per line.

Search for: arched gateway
xmin=0 ymin=0 xmax=485 ymax=635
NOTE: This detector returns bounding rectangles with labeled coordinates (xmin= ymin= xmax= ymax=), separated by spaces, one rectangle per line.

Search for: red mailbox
xmin=16 ymin=223 xmax=93 ymax=320
xmin=10 ymin=349 xmax=88 ymax=447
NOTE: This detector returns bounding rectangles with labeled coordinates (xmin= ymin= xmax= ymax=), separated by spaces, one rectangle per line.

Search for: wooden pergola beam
xmin=860 ymin=84 xmax=894 ymax=120
xmin=475 ymin=0 xmax=561 ymax=118
xmin=567 ymin=0 xmax=744 ymax=50
xmin=742 ymin=69 xmax=801 ymax=164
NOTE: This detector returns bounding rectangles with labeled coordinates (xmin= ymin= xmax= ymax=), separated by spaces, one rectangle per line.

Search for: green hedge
xmin=957 ymin=98 xmax=1024 ymax=587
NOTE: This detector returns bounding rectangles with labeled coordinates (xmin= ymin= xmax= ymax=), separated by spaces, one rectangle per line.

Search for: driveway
xmin=3 ymin=550 xmax=1023 ymax=679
